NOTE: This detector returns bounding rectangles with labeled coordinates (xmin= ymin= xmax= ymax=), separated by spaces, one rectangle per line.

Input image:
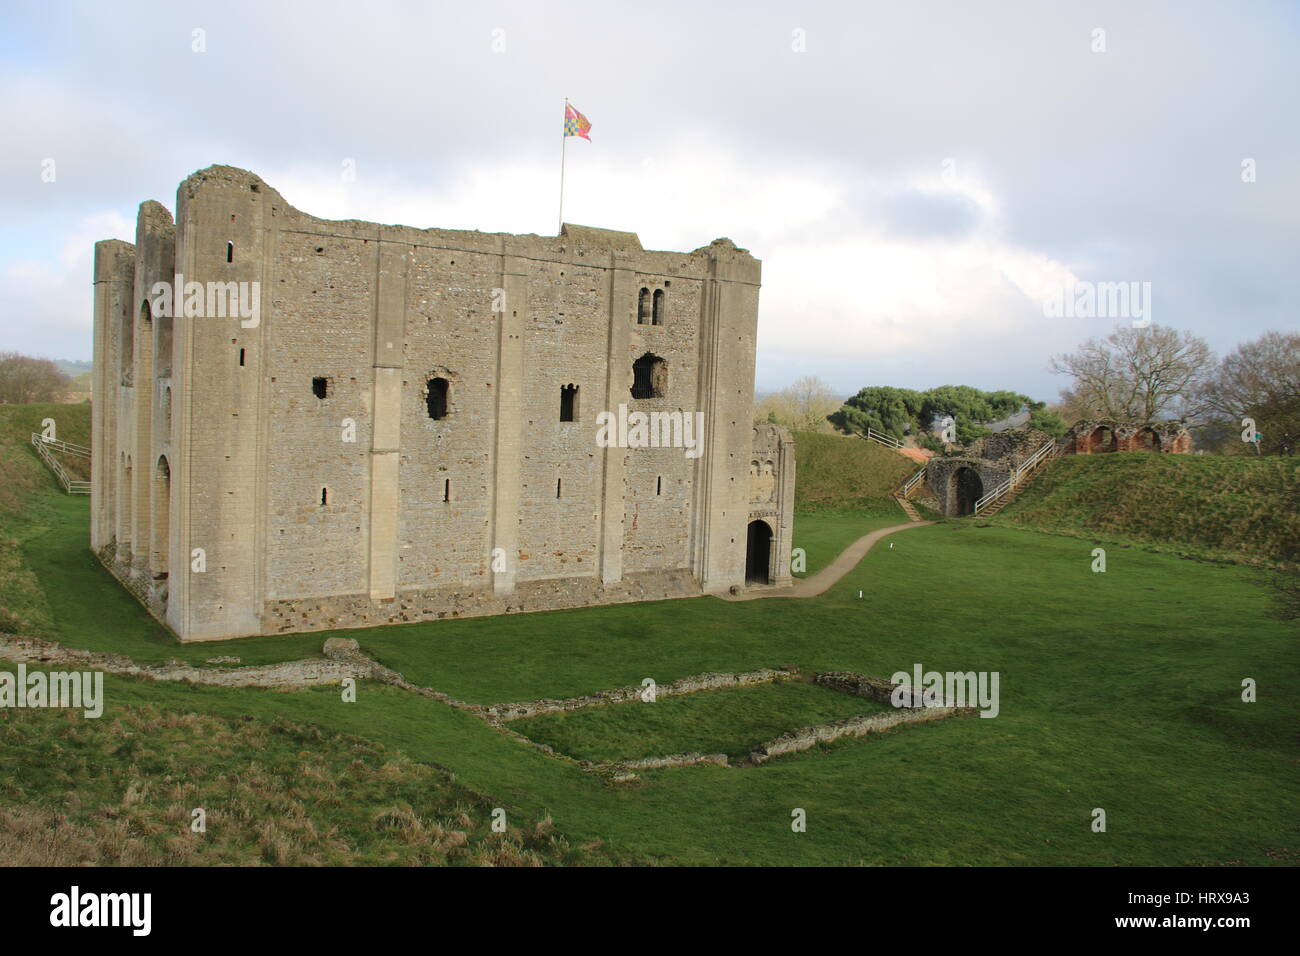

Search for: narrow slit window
xmin=652 ymin=288 xmax=665 ymax=325
xmin=560 ymin=384 xmax=578 ymax=422
xmin=656 ymin=475 xmax=662 ymax=496
xmin=426 ymin=377 xmax=449 ymax=420
xmin=556 ymin=478 xmax=562 ymax=499
xmin=320 ymin=487 xmax=328 ymax=505
xmin=226 ymin=241 xmax=234 ymax=263
xmin=443 ymin=479 xmax=451 ymax=502
xmin=238 ymin=348 xmax=245 ymax=366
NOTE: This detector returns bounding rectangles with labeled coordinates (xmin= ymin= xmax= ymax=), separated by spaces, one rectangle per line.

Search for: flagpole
xmin=558 ymin=97 xmax=568 ymax=235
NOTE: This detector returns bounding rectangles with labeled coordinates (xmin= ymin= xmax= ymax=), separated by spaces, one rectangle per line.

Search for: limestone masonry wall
xmin=91 ymin=165 xmax=792 ymax=640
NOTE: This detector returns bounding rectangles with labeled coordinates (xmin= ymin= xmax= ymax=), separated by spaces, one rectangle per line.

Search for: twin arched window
xmin=637 ymin=287 xmax=666 ymax=326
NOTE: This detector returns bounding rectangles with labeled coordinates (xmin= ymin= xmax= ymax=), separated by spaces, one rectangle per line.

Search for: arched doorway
xmin=745 ymin=520 xmax=773 ymax=584
xmin=1088 ymin=425 xmax=1117 ymax=453
xmin=1135 ymin=427 xmax=1161 ymax=451
xmin=951 ymin=467 xmax=983 ymax=516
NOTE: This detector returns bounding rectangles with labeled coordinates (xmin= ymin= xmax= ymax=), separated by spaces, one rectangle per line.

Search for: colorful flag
xmin=564 ymin=102 xmax=592 ymax=141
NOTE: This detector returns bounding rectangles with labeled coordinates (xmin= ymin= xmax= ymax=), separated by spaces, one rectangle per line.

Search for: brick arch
xmin=1087 ymin=425 xmax=1118 ymax=453
xmin=1134 ymin=426 xmax=1161 ymax=451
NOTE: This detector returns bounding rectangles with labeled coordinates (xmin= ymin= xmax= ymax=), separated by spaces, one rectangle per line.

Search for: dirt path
xmin=721 ymin=521 xmax=934 ymax=601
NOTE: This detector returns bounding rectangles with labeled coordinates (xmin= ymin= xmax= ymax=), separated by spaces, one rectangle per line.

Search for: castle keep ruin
xmin=92 ymin=165 xmax=794 ymax=641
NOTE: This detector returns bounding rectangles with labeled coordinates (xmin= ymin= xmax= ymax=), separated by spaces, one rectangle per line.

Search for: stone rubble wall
xmin=0 ymin=634 xmax=367 ymax=689
xmin=484 ymin=667 xmax=794 ymax=722
xmin=750 ymin=706 xmax=963 ymax=764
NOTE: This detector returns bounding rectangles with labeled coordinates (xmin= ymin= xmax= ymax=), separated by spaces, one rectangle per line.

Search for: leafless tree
xmin=1049 ymin=325 xmax=1214 ymax=422
xmin=1200 ymin=331 xmax=1300 ymax=455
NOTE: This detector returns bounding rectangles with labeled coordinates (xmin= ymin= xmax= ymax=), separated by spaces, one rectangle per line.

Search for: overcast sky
xmin=2 ymin=0 xmax=1296 ymax=402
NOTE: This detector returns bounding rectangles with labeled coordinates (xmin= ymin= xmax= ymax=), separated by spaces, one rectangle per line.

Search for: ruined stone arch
xmin=652 ymin=288 xmax=665 ymax=325
xmin=1135 ymin=426 xmax=1161 ymax=451
xmin=950 ymin=465 xmax=984 ymax=516
xmin=1088 ymin=425 xmax=1117 ymax=453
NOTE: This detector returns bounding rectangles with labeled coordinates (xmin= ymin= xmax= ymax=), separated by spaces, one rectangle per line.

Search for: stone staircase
xmin=893 ymin=494 xmax=922 ymax=521
xmin=892 ymin=465 xmax=928 ymax=522
xmin=974 ymin=484 xmax=1024 ymax=517
xmin=973 ymin=440 xmax=1060 ymax=517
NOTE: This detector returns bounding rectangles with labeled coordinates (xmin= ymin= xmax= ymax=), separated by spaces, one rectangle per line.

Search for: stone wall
xmin=1064 ymin=419 xmax=1192 ymax=454
xmin=91 ymin=165 xmax=792 ymax=641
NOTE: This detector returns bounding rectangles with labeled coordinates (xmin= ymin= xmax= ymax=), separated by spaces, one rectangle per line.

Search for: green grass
xmin=791 ymin=430 xmax=916 ymax=510
xmin=2 ymin=405 xmax=1297 ymax=865
xmin=0 ymin=402 xmax=92 ymax=635
xmin=791 ymin=506 xmax=909 ymax=577
xmin=992 ymin=452 xmax=1300 ymax=568
xmin=511 ymin=679 xmax=885 ymax=762
xmin=0 ymin=698 xmax=623 ymax=866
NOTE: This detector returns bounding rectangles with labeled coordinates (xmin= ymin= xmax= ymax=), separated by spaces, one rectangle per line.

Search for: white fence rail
xmin=31 ymin=433 xmax=91 ymax=494
xmin=973 ymin=438 xmax=1058 ymax=514
xmin=899 ymin=466 xmax=927 ymax=497
xmin=864 ymin=427 xmax=904 ymax=450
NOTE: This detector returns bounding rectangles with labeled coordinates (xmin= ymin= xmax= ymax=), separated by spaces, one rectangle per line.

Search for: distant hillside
xmin=54 ymin=359 xmax=93 ymax=377
xmin=991 ymin=453 xmax=1300 ymax=568
xmin=792 ymin=431 xmax=917 ymax=511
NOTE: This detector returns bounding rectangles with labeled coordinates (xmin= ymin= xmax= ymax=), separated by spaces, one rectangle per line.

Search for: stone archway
xmin=745 ymin=519 xmax=773 ymax=584
xmin=951 ymin=466 xmax=984 ymax=516
xmin=1088 ymin=425 xmax=1117 ymax=453
xmin=1134 ymin=426 xmax=1161 ymax=451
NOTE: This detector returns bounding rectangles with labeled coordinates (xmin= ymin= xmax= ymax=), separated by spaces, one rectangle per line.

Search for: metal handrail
xmin=973 ymin=438 xmax=1057 ymax=513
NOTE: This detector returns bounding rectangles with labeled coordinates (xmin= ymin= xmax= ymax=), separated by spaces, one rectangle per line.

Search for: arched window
xmin=151 ymin=456 xmax=170 ymax=578
xmin=426 ymin=377 xmax=449 ymax=419
xmin=560 ymin=384 xmax=578 ymax=422
xmin=631 ymin=353 xmax=666 ymax=399
xmin=155 ymin=312 xmax=173 ymax=379
xmin=652 ymin=288 xmax=665 ymax=326
xmin=637 ymin=287 xmax=650 ymax=324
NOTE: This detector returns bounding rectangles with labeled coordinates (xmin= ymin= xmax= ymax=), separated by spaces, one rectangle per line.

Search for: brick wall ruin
xmin=1063 ymin=419 xmax=1192 ymax=455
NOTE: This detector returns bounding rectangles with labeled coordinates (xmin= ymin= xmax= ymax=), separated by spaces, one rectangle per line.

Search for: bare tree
xmin=755 ymin=375 xmax=841 ymax=432
xmin=1049 ymin=325 xmax=1214 ymax=422
xmin=1200 ymin=331 xmax=1300 ymax=455
xmin=0 ymin=352 xmax=71 ymax=404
